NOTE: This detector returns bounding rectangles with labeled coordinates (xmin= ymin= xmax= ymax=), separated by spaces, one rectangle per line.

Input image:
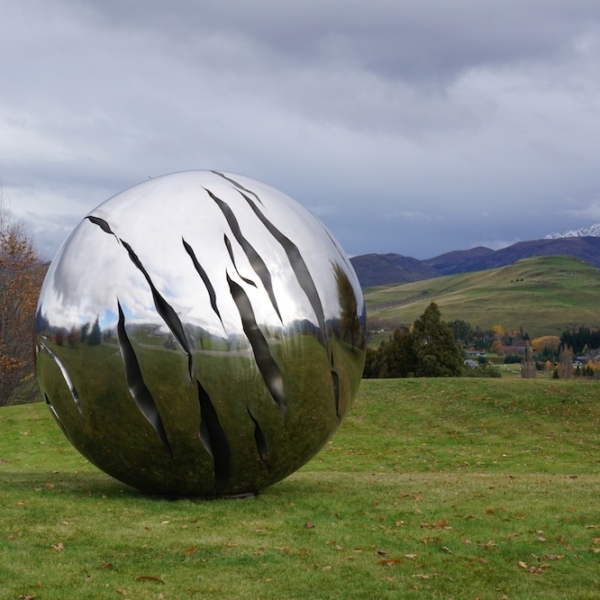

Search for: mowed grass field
xmin=364 ymin=256 xmax=600 ymax=337
xmin=1 ymin=378 xmax=600 ymax=599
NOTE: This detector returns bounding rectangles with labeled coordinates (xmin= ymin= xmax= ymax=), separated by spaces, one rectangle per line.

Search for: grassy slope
xmin=364 ymin=255 xmax=600 ymax=337
xmin=2 ymin=378 xmax=600 ymax=599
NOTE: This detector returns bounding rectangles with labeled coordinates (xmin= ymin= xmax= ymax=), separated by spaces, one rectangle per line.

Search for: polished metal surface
xmin=35 ymin=171 xmax=366 ymax=497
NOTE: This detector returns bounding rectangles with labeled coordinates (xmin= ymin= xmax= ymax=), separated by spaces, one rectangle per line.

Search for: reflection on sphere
xmin=35 ymin=171 xmax=366 ymax=497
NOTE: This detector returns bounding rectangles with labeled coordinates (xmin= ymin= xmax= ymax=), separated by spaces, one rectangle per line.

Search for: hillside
xmin=348 ymin=253 xmax=438 ymax=286
xmin=364 ymin=255 xmax=600 ymax=337
xmin=351 ymin=236 xmax=600 ymax=286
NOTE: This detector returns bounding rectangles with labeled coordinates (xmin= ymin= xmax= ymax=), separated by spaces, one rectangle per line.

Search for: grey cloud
xmin=2 ymin=0 xmax=600 ymax=262
xmin=67 ymin=0 xmax=600 ymax=80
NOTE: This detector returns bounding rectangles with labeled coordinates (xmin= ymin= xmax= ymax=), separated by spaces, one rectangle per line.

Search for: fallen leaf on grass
xmin=544 ymin=554 xmax=565 ymax=560
xmin=135 ymin=576 xmax=164 ymax=583
xmin=421 ymin=520 xmax=450 ymax=529
xmin=378 ymin=558 xmax=403 ymax=566
xmin=421 ymin=536 xmax=441 ymax=545
xmin=404 ymin=554 xmax=418 ymax=559
xmin=529 ymin=565 xmax=550 ymax=574
xmin=18 ymin=595 xmax=36 ymax=600
xmin=184 ymin=548 xmax=196 ymax=554
xmin=304 ymin=522 xmax=315 ymax=529
xmin=518 ymin=561 xmax=549 ymax=574
xmin=376 ymin=549 xmax=389 ymax=556
xmin=413 ymin=574 xmax=431 ymax=579
xmin=51 ymin=543 xmax=64 ymax=552
xmin=100 ymin=562 xmax=112 ymax=569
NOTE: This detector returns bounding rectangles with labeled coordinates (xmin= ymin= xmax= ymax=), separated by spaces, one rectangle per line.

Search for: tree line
xmin=559 ymin=326 xmax=600 ymax=355
xmin=364 ymin=305 xmax=600 ymax=380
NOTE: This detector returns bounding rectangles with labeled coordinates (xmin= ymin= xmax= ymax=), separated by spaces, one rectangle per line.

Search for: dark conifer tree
xmin=379 ymin=328 xmax=416 ymax=378
xmin=87 ymin=316 xmax=102 ymax=346
xmin=411 ymin=302 xmax=463 ymax=377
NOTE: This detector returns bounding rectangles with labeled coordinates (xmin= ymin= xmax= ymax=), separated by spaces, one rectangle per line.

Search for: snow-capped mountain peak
xmin=545 ymin=223 xmax=600 ymax=239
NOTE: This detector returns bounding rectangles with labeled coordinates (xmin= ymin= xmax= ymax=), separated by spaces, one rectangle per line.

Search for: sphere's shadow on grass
xmin=0 ymin=468 xmax=340 ymax=503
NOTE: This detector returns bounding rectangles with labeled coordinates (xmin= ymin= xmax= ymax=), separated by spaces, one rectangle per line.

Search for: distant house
xmin=464 ymin=359 xmax=479 ymax=369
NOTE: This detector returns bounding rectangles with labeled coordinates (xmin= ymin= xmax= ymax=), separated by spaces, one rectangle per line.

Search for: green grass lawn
xmin=2 ymin=378 xmax=600 ymax=599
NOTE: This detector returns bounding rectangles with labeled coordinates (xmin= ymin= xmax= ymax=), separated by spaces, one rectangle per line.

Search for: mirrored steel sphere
xmin=35 ymin=171 xmax=366 ymax=496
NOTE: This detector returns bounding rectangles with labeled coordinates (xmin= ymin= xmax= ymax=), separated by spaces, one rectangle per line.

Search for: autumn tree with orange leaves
xmin=0 ymin=193 xmax=44 ymax=405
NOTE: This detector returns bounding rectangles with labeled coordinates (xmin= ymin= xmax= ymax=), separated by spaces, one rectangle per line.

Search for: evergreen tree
xmin=447 ymin=319 xmax=473 ymax=345
xmin=379 ymin=328 xmax=416 ymax=378
xmin=362 ymin=346 xmax=382 ymax=378
xmin=80 ymin=322 xmax=90 ymax=343
xmin=87 ymin=316 xmax=102 ymax=346
xmin=410 ymin=302 xmax=463 ymax=377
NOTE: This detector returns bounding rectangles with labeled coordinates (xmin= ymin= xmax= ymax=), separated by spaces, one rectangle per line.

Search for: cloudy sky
xmin=2 ymin=0 xmax=600 ymax=261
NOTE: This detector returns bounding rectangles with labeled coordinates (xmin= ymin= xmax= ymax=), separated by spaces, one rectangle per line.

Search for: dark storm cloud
xmin=71 ymin=0 xmax=600 ymax=78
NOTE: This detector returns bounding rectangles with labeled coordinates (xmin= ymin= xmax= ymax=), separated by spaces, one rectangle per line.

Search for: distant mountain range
xmin=350 ymin=236 xmax=600 ymax=287
xmin=545 ymin=222 xmax=600 ymax=239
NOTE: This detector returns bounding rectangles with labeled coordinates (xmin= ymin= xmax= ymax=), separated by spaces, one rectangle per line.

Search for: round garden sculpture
xmin=35 ymin=171 xmax=367 ymax=497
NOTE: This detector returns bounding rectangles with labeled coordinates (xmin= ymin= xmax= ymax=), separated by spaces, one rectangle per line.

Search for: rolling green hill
xmin=364 ymin=255 xmax=600 ymax=338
